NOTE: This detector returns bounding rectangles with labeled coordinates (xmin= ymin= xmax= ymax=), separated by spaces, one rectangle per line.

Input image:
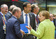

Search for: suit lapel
xmin=29 ymin=13 xmax=32 ymax=24
xmin=0 ymin=12 xmax=3 ymax=25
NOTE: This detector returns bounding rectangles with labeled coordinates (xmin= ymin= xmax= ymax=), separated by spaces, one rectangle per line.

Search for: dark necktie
xmin=35 ymin=15 xmax=39 ymax=24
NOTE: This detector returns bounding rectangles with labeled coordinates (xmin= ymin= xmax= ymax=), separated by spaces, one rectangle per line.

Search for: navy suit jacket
xmin=6 ymin=16 xmax=22 ymax=39
xmin=0 ymin=12 xmax=4 ymax=39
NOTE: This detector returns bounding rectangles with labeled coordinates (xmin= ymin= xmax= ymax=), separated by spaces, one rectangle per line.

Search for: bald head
xmin=1 ymin=4 xmax=8 ymax=8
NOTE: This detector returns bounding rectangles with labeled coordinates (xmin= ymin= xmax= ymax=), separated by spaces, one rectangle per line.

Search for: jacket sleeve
xmin=14 ymin=21 xmax=22 ymax=39
xmin=30 ymin=23 xmax=45 ymax=38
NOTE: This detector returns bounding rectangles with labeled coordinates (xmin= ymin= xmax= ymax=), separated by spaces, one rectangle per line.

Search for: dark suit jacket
xmin=18 ymin=12 xmax=36 ymax=30
xmin=6 ymin=16 xmax=22 ymax=39
xmin=6 ymin=11 xmax=12 ymax=20
xmin=0 ymin=12 xmax=4 ymax=39
xmin=53 ymin=19 xmax=56 ymax=29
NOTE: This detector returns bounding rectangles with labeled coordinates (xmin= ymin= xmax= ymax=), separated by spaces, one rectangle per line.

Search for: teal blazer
xmin=30 ymin=19 xmax=55 ymax=39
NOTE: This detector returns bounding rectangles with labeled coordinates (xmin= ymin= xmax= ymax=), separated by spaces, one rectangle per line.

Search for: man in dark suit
xmin=53 ymin=16 xmax=56 ymax=39
xmin=6 ymin=7 xmax=25 ymax=39
xmin=18 ymin=2 xmax=36 ymax=39
xmin=6 ymin=5 xmax=16 ymax=20
xmin=31 ymin=4 xmax=40 ymax=39
xmin=0 ymin=4 xmax=8 ymax=39
xmin=31 ymin=4 xmax=40 ymax=30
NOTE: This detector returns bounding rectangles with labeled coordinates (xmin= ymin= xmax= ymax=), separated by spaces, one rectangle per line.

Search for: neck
xmin=24 ymin=10 xmax=28 ymax=14
xmin=33 ymin=12 xmax=37 ymax=14
xmin=1 ymin=11 xmax=5 ymax=15
xmin=13 ymin=15 xmax=17 ymax=19
xmin=9 ymin=11 xmax=12 ymax=14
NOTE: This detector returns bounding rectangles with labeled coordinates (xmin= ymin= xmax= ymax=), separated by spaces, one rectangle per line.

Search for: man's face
xmin=25 ymin=4 xmax=31 ymax=13
xmin=34 ymin=6 xmax=39 ymax=14
xmin=1 ymin=7 xmax=8 ymax=14
xmin=17 ymin=10 xmax=21 ymax=18
xmin=35 ymin=6 xmax=39 ymax=13
xmin=49 ymin=14 xmax=53 ymax=21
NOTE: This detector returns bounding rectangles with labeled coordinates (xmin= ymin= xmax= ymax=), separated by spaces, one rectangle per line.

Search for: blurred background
xmin=0 ymin=0 xmax=56 ymax=15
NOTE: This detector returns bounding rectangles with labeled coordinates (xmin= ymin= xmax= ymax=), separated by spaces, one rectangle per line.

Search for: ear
xmin=1 ymin=8 xmax=2 ymax=10
xmin=14 ymin=11 xmax=17 ymax=15
xmin=24 ymin=7 xmax=26 ymax=10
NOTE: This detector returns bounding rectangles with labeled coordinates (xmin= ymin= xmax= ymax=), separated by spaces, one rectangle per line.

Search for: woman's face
xmin=39 ymin=13 xmax=45 ymax=22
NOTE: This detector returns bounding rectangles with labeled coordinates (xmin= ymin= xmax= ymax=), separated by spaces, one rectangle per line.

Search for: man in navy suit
xmin=0 ymin=4 xmax=8 ymax=39
xmin=6 ymin=7 xmax=25 ymax=39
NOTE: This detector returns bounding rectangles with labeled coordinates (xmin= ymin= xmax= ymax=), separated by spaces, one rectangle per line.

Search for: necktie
xmin=35 ymin=15 xmax=39 ymax=24
xmin=25 ymin=14 xmax=28 ymax=25
xmin=3 ymin=15 xmax=6 ymax=34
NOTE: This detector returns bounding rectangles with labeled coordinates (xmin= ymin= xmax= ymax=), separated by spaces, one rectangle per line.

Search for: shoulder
xmin=6 ymin=12 xmax=11 ymax=16
xmin=8 ymin=16 xmax=17 ymax=23
xmin=29 ymin=13 xmax=35 ymax=17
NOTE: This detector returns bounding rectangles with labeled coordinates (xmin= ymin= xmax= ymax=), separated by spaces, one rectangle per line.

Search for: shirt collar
xmin=33 ymin=13 xmax=37 ymax=17
xmin=0 ymin=12 xmax=4 ymax=16
xmin=23 ymin=10 xmax=28 ymax=15
xmin=9 ymin=11 xmax=12 ymax=14
xmin=13 ymin=15 xmax=17 ymax=19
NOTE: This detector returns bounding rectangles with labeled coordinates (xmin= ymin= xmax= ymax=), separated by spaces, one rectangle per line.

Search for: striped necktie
xmin=3 ymin=15 xmax=6 ymax=34
xmin=35 ymin=15 xmax=39 ymax=24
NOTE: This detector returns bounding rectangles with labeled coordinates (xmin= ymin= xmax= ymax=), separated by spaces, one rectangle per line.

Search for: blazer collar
xmin=12 ymin=16 xmax=17 ymax=19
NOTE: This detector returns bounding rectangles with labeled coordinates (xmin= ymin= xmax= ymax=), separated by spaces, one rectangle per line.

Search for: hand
xmin=20 ymin=30 xmax=25 ymax=35
xmin=26 ymin=25 xmax=32 ymax=31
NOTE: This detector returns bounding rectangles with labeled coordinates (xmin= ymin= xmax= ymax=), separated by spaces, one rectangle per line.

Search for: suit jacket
xmin=53 ymin=19 xmax=56 ymax=29
xmin=0 ymin=12 xmax=4 ymax=39
xmin=6 ymin=11 xmax=12 ymax=20
xmin=30 ymin=19 xmax=55 ymax=39
xmin=6 ymin=16 xmax=22 ymax=39
xmin=18 ymin=12 xmax=36 ymax=30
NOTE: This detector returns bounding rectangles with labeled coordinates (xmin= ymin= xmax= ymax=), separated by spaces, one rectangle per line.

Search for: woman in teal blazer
xmin=26 ymin=11 xmax=55 ymax=39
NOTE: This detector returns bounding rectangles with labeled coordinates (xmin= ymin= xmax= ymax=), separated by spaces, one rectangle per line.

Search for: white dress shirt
xmin=23 ymin=11 xmax=30 ymax=34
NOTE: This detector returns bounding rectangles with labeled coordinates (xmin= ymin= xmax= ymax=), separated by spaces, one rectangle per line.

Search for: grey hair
xmin=1 ymin=4 xmax=8 ymax=8
xmin=9 ymin=5 xmax=16 ymax=11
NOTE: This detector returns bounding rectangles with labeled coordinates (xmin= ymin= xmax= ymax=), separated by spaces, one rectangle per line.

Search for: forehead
xmin=27 ymin=4 xmax=31 ymax=7
xmin=2 ymin=6 xmax=8 ymax=9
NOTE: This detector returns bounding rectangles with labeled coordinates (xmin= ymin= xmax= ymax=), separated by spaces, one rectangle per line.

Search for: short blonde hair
xmin=39 ymin=11 xmax=50 ymax=19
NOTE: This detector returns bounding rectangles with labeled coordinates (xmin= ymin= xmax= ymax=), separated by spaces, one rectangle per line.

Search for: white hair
xmin=10 ymin=5 xmax=16 ymax=9
xmin=1 ymin=4 xmax=8 ymax=8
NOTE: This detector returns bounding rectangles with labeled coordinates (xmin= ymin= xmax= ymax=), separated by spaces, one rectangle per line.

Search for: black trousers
xmin=23 ymin=34 xmax=35 ymax=39
xmin=4 ymin=34 xmax=6 ymax=39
